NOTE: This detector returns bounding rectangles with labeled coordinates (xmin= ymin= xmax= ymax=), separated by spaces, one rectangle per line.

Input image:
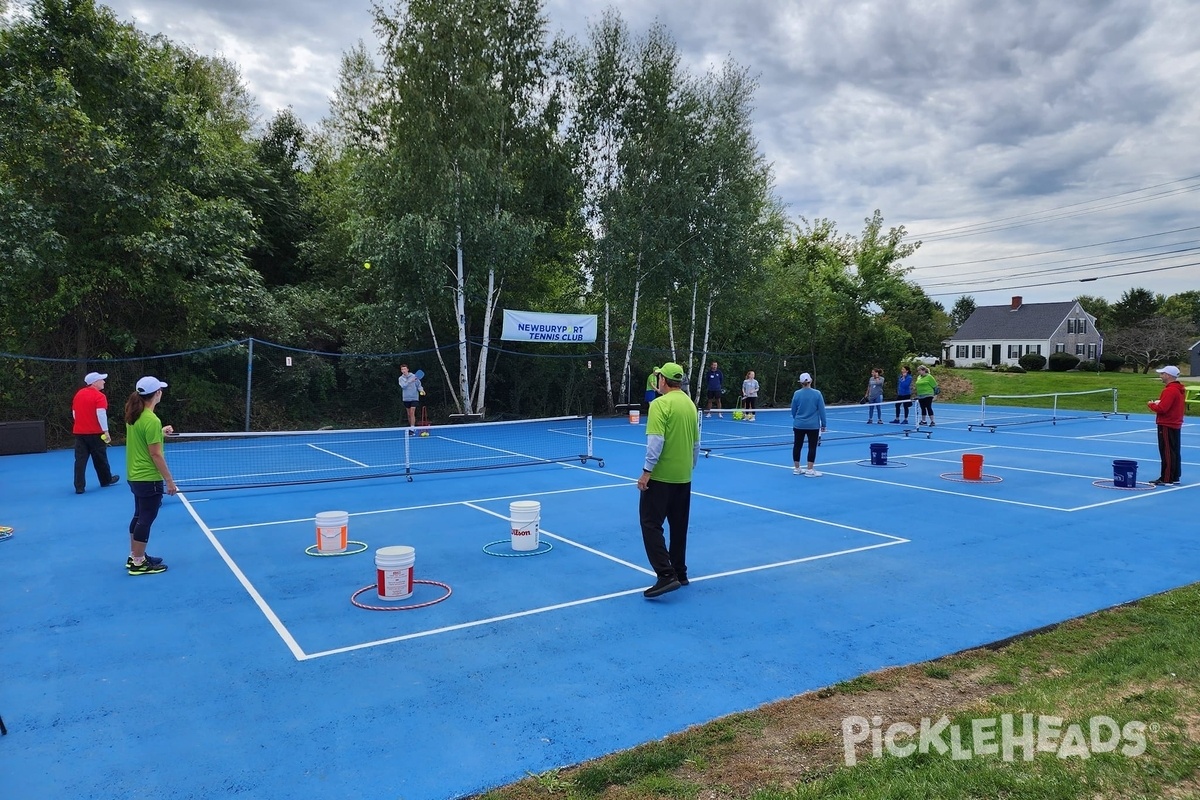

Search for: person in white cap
xmin=72 ymin=372 xmax=120 ymax=494
xmin=1147 ymin=365 xmax=1184 ymax=486
xmin=790 ymin=373 xmax=827 ymax=476
xmin=122 ymin=377 xmax=177 ymax=574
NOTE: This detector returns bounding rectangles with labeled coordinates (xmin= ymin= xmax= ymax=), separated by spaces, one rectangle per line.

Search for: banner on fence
xmin=500 ymin=310 xmax=597 ymax=343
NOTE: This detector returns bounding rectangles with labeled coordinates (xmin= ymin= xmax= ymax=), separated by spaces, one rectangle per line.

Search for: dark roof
xmin=953 ymin=301 xmax=1080 ymax=339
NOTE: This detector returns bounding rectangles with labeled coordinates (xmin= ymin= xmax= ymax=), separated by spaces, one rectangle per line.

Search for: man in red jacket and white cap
xmin=1147 ymin=365 xmax=1185 ymax=486
xmin=72 ymin=372 xmax=121 ymax=494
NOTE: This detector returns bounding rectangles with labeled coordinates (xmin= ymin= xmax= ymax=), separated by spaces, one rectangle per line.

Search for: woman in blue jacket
xmin=790 ymin=373 xmax=827 ymax=476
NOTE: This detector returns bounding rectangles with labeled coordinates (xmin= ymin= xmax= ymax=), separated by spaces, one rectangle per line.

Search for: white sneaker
xmin=705 ymin=413 xmax=712 ymax=418
xmin=792 ymin=467 xmax=802 ymax=475
xmin=804 ymin=469 xmax=822 ymax=477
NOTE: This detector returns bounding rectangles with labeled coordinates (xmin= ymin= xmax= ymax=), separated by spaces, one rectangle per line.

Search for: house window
xmin=1079 ymin=319 xmax=1087 ymax=334
xmin=971 ymin=345 xmax=985 ymax=359
xmin=1026 ymin=345 xmax=1041 ymax=355
xmin=1066 ymin=319 xmax=1074 ymax=334
xmin=1008 ymin=344 xmax=1021 ymax=358
xmin=1076 ymin=343 xmax=1086 ymax=356
xmin=1055 ymin=343 xmax=1065 ymax=353
xmin=1087 ymin=344 xmax=1097 ymax=359
xmin=956 ymin=345 xmax=968 ymax=358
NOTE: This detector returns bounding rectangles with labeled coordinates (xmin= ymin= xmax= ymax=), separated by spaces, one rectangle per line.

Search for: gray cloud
xmin=96 ymin=0 xmax=1200 ymax=304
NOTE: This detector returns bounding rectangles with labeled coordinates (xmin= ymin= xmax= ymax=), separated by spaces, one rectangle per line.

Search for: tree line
xmin=4 ymin=0 xmax=1187 ymax=437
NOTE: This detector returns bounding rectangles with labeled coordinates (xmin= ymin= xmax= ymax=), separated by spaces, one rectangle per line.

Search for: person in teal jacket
xmin=914 ymin=365 xmax=939 ymax=426
xmin=789 ymin=373 xmax=827 ymax=476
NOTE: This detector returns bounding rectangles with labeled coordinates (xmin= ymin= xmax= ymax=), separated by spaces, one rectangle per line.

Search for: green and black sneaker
xmin=125 ymin=555 xmax=164 ymax=570
xmin=128 ymin=558 xmax=168 ymax=576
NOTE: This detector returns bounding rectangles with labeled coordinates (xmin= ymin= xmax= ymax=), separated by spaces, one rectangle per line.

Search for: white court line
xmin=905 ymin=454 xmax=1104 ymax=481
xmin=209 ymin=481 xmax=632 ymax=531
xmin=178 ymin=493 xmax=307 ymax=661
xmin=190 ymin=459 xmax=911 ymax=659
xmin=690 ymin=488 xmax=909 ymax=542
xmin=462 ymin=501 xmax=655 ymax=576
xmin=1068 ymin=481 xmax=1197 ymax=511
xmin=301 ymin=539 xmax=907 ymax=660
xmin=708 ymin=450 xmax=1067 ymax=511
xmin=917 ymin=433 xmax=1190 ymax=463
xmin=711 ymin=434 xmax=1195 ymax=512
xmin=306 ymin=443 xmax=370 ymax=467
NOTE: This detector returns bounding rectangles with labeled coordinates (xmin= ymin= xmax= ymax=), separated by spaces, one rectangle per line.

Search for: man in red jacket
xmin=72 ymin=372 xmax=120 ymax=494
xmin=1147 ymin=365 xmax=1185 ymax=486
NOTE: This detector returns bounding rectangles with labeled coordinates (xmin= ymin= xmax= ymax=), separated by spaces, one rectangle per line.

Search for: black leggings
xmin=743 ymin=397 xmax=756 ymax=410
xmin=129 ymin=481 xmax=165 ymax=544
xmin=894 ymin=394 xmax=912 ymax=419
xmin=792 ymin=428 xmax=819 ymax=464
xmin=917 ymin=396 xmax=935 ymax=419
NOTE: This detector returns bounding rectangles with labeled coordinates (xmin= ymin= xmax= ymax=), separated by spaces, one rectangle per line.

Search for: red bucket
xmin=962 ymin=454 xmax=984 ymax=481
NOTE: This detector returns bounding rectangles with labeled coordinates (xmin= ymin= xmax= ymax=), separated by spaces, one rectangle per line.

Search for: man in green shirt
xmin=644 ymin=370 xmax=659 ymax=412
xmin=636 ymin=362 xmax=700 ymax=598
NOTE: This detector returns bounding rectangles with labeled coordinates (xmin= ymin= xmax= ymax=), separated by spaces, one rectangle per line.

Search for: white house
xmin=947 ymin=296 xmax=1104 ymax=369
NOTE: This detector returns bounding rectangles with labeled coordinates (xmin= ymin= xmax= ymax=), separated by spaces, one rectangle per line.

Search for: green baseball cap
xmin=654 ymin=362 xmax=685 ymax=381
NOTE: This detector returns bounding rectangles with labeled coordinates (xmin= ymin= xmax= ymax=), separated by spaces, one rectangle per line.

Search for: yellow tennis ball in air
xmin=363 ymin=261 xmax=371 ymax=270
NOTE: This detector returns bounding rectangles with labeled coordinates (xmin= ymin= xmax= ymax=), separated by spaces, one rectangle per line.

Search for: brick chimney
xmin=1011 ymin=295 xmax=1023 ymax=311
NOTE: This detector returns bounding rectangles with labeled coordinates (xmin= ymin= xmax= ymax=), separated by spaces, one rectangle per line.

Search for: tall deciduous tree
xmin=950 ymin=295 xmax=976 ymax=330
xmin=1075 ymin=294 xmax=1113 ymax=332
xmin=1110 ymin=287 xmax=1161 ymax=329
xmin=0 ymin=0 xmax=265 ymax=361
xmin=361 ymin=0 xmax=569 ymax=414
xmin=1106 ymin=316 xmax=1194 ymax=373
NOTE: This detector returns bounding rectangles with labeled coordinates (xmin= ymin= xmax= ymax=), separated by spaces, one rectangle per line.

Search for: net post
xmin=404 ymin=421 xmax=412 ymax=476
xmin=586 ymin=415 xmax=593 ymax=459
xmin=980 ymin=395 xmax=988 ymax=428
xmin=1112 ymin=387 xmax=1118 ymax=416
xmin=244 ymin=338 xmax=254 ymax=432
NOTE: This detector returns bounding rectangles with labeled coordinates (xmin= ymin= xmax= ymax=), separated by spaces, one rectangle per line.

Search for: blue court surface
xmin=1 ymin=402 xmax=1196 ymax=798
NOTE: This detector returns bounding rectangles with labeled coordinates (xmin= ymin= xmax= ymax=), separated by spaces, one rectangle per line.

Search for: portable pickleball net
xmin=166 ymin=415 xmax=603 ymax=490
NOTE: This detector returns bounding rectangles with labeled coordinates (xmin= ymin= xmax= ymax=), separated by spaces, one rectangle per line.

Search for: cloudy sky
xmin=97 ymin=0 xmax=1200 ymax=308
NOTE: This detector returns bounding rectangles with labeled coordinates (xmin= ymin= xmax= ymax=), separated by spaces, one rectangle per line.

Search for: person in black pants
xmin=637 ymin=362 xmax=700 ymax=598
xmin=72 ymin=372 xmax=120 ymax=494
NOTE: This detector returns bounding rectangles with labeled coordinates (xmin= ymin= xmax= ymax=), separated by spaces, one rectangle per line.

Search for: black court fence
xmin=1 ymin=338 xmax=827 ymax=449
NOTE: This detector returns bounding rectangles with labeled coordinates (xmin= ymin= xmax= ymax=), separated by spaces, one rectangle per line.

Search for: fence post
xmin=244 ymin=338 xmax=254 ymax=432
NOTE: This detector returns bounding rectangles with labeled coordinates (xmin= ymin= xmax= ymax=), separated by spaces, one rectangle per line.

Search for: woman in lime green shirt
xmin=914 ymin=365 xmax=939 ymax=426
xmin=123 ymin=376 xmax=177 ymax=575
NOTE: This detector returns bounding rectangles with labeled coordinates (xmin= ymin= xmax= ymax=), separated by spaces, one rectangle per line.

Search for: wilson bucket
xmin=509 ymin=500 xmax=541 ymax=552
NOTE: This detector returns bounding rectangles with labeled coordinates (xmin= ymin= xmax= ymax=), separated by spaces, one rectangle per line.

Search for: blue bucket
xmin=870 ymin=443 xmax=889 ymax=466
xmin=1112 ymin=459 xmax=1138 ymax=488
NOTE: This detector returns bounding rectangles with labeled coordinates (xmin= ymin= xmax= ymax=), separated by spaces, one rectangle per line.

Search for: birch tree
xmin=363 ymin=0 xmax=559 ymax=414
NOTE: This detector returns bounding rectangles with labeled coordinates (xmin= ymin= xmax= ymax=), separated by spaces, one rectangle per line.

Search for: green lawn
xmin=936 ymin=367 xmax=1191 ymax=416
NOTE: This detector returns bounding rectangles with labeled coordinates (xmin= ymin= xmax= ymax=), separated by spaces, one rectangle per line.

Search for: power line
xmin=906 ymin=174 xmax=1200 ymax=242
xmin=923 ymin=260 xmax=1198 ymax=298
xmin=918 ymin=244 xmax=1200 ymax=286
xmin=907 ymin=225 xmax=1200 ymax=270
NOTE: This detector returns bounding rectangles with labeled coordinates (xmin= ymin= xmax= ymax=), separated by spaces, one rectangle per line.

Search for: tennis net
xmin=969 ymin=388 xmax=1126 ymax=431
xmin=167 ymin=415 xmax=601 ymax=491
xmin=699 ymin=403 xmax=925 ymax=455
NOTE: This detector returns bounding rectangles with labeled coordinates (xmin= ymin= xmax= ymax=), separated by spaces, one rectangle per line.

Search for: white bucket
xmin=315 ymin=510 xmax=348 ymax=553
xmin=509 ymin=500 xmax=541 ymax=552
xmin=375 ymin=545 xmax=416 ymax=600
xmin=629 ymin=408 xmax=641 ymax=424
